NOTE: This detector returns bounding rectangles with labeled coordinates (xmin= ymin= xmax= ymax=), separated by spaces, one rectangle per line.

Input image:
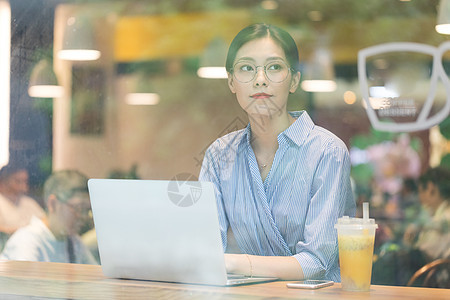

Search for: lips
xmin=251 ymin=93 xmax=272 ymax=99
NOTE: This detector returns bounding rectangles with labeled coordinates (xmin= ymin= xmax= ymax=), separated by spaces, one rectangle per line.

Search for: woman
xmin=199 ymin=23 xmax=355 ymax=281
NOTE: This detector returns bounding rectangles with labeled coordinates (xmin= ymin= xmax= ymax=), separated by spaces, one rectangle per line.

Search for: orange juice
xmin=338 ymin=234 xmax=375 ymax=291
xmin=335 ymin=216 xmax=377 ymax=292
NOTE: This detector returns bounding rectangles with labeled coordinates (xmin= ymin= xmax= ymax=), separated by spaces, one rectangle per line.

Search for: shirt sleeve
xmin=199 ymin=143 xmax=229 ymax=251
xmin=293 ymin=144 xmax=356 ymax=281
xmin=0 ymin=229 xmax=41 ymax=261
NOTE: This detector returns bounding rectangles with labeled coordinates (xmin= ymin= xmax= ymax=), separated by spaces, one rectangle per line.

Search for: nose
xmin=253 ymin=66 xmax=268 ymax=87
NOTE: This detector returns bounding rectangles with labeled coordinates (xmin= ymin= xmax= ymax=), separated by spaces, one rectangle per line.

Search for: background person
xmin=0 ymin=170 xmax=97 ymax=264
xmin=403 ymin=166 xmax=450 ymax=261
xmin=372 ymin=166 xmax=450 ymax=286
xmin=199 ymin=23 xmax=355 ymax=281
xmin=0 ymin=164 xmax=45 ymax=250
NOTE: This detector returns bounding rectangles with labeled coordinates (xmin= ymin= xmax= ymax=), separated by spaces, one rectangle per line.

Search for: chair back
xmin=407 ymin=258 xmax=450 ymax=288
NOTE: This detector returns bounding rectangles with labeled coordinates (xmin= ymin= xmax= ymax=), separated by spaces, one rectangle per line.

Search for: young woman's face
xmin=228 ymin=37 xmax=300 ymax=118
xmin=4 ymin=170 xmax=29 ymax=196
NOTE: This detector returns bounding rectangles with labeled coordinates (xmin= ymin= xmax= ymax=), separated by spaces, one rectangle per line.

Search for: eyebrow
xmin=235 ymin=56 xmax=287 ymax=63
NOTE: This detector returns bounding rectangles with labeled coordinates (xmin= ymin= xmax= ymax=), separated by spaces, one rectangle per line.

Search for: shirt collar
xmin=243 ymin=110 xmax=314 ymax=147
xmin=281 ymin=111 xmax=314 ymax=146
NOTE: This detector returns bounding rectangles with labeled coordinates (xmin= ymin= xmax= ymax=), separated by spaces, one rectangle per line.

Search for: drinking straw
xmin=363 ymin=202 xmax=369 ymax=221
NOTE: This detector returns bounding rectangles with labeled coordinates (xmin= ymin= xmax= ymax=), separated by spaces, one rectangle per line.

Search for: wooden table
xmin=0 ymin=261 xmax=449 ymax=299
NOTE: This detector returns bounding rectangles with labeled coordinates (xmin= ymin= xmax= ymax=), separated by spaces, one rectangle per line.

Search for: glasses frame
xmin=64 ymin=201 xmax=92 ymax=216
xmin=358 ymin=41 xmax=450 ymax=132
xmin=231 ymin=60 xmax=294 ymax=83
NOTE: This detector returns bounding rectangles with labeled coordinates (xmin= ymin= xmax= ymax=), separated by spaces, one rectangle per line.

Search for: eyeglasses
xmin=232 ymin=60 xmax=292 ymax=83
xmin=358 ymin=41 xmax=450 ymax=132
xmin=65 ymin=202 xmax=92 ymax=217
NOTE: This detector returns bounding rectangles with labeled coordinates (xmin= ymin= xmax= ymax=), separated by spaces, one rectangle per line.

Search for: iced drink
xmin=335 ymin=216 xmax=378 ymax=292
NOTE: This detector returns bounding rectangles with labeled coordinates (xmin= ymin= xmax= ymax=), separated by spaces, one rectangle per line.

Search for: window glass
xmin=1 ymin=0 xmax=449 ymax=288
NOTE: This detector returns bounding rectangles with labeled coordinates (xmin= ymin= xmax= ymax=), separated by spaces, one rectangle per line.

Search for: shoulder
xmin=20 ymin=195 xmax=41 ymax=206
xmin=310 ymin=125 xmax=348 ymax=152
xmin=0 ymin=219 xmax=49 ymax=261
xmin=206 ymin=128 xmax=247 ymax=155
xmin=8 ymin=218 xmax=46 ymax=241
xmin=1 ymin=221 xmax=41 ymax=255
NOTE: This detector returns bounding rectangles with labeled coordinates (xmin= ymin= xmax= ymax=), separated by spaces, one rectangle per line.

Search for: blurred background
xmin=1 ymin=0 xmax=450 ymax=283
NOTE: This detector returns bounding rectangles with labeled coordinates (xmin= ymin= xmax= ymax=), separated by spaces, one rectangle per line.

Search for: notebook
xmin=87 ymin=178 xmax=278 ymax=286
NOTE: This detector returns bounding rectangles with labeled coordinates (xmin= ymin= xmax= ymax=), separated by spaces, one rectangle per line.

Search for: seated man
xmin=0 ymin=170 xmax=97 ymax=264
xmin=404 ymin=166 xmax=450 ymax=261
xmin=372 ymin=166 xmax=450 ymax=286
xmin=0 ymin=164 xmax=45 ymax=249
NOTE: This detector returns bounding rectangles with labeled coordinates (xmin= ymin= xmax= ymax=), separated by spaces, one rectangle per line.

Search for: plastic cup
xmin=335 ymin=216 xmax=378 ymax=292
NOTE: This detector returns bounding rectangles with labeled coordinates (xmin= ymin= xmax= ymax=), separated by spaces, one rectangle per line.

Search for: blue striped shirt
xmin=199 ymin=111 xmax=355 ymax=281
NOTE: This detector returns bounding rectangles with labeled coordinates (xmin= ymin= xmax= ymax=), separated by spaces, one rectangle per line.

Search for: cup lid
xmin=334 ymin=216 xmax=378 ymax=229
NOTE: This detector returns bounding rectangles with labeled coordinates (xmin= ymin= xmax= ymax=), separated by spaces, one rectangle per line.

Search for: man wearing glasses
xmin=0 ymin=170 xmax=97 ymax=264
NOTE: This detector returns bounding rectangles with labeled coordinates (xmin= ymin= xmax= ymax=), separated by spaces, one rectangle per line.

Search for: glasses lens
xmin=233 ymin=61 xmax=290 ymax=83
xmin=67 ymin=202 xmax=92 ymax=216
xmin=233 ymin=62 xmax=256 ymax=83
xmin=266 ymin=61 xmax=289 ymax=83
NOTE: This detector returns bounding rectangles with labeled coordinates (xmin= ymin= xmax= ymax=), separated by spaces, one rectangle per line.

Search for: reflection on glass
xmin=0 ymin=0 xmax=10 ymax=168
xmin=358 ymin=42 xmax=450 ymax=132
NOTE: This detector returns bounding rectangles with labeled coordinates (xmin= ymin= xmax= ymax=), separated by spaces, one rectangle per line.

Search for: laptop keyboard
xmin=227 ymin=274 xmax=248 ymax=279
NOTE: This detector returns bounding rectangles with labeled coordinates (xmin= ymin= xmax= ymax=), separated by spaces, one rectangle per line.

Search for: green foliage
xmin=351 ymin=163 xmax=374 ymax=186
xmin=441 ymin=154 xmax=450 ymax=169
xmin=38 ymin=155 xmax=53 ymax=176
xmin=32 ymin=98 xmax=53 ymax=115
xmin=439 ymin=116 xmax=450 ymax=140
xmin=350 ymin=128 xmax=395 ymax=149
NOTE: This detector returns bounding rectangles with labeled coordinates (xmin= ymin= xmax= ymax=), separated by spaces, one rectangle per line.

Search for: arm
xmin=225 ymin=253 xmax=304 ymax=280
xmin=293 ymin=144 xmax=355 ymax=280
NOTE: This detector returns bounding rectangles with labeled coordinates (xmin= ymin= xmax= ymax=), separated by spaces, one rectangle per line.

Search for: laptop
xmin=87 ymin=178 xmax=278 ymax=286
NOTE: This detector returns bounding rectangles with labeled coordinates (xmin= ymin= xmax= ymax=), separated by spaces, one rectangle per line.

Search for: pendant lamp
xmin=58 ymin=16 xmax=101 ymax=61
xmin=28 ymin=59 xmax=64 ymax=98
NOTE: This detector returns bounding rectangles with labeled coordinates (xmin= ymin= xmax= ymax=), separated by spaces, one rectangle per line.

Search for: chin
xmin=247 ymin=105 xmax=282 ymax=118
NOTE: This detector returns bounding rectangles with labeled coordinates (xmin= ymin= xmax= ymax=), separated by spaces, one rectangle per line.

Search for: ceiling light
xmin=126 ymin=93 xmax=160 ymax=105
xmin=436 ymin=0 xmax=450 ymax=35
xmin=58 ymin=16 xmax=101 ymax=61
xmin=28 ymin=59 xmax=64 ymax=98
xmin=197 ymin=38 xmax=228 ymax=79
xmin=301 ymin=45 xmax=337 ymax=92
xmin=125 ymin=73 xmax=160 ymax=106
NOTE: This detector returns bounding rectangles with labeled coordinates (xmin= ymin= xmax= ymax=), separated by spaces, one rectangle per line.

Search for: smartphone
xmin=286 ymin=280 xmax=334 ymax=289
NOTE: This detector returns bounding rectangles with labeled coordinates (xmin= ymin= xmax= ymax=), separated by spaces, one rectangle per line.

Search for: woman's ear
xmin=289 ymin=71 xmax=301 ymax=93
xmin=47 ymin=194 xmax=58 ymax=213
xmin=228 ymin=72 xmax=236 ymax=94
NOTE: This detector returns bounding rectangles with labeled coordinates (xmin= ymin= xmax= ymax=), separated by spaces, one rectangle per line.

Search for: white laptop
xmin=87 ymin=178 xmax=277 ymax=286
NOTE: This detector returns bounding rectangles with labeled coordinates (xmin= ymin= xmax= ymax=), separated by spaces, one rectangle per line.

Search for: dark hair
xmin=225 ymin=23 xmax=300 ymax=73
xmin=418 ymin=167 xmax=450 ymax=200
xmin=0 ymin=164 xmax=28 ymax=182
xmin=43 ymin=170 xmax=88 ymax=204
